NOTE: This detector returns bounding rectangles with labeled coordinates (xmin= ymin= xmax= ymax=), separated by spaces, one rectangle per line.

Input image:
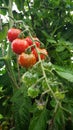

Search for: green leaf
xmin=0 ymin=0 xmax=2 ymax=5
xmin=0 ymin=114 xmax=3 ymax=119
xmin=56 ymin=45 xmax=65 ymax=52
xmin=47 ymin=38 xmax=56 ymax=44
xmin=15 ymin=0 xmax=25 ymax=11
xmin=53 ymin=108 xmax=65 ymax=130
xmin=11 ymin=86 xmax=31 ymax=130
xmin=54 ymin=65 xmax=73 ymax=82
xmin=29 ymin=109 xmax=48 ymax=130
xmin=13 ymin=11 xmax=24 ymax=20
xmin=5 ymin=0 xmax=9 ymax=5
xmin=0 ymin=24 xmax=8 ymax=42
xmin=56 ymin=71 xmax=73 ymax=82
xmin=0 ymin=72 xmax=11 ymax=87
xmin=0 ymin=0 xmax=9 ymax=5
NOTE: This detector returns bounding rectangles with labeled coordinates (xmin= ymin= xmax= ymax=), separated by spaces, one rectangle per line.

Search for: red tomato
xmin=25 ymin=37 xmax=32 ymax=46
xmin=18 ymin=53 xmax=36 ymax=68
xmin=7 ymin=28 xmax=21 ymax=42
xmin=25 ymin=36 xmax=40 ymax=48
xmin=33 ymin=37 xmax=40 ymax=48
xmin=11 ymin=39 xmax=29 ymax=54
xmin=32 ymin=48 xmax=48 ymax=61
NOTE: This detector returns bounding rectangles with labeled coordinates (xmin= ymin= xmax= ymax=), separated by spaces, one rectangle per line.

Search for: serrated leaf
xmin=15 ymin=0 xmax=25 ymax=11
xmin=54 ymin=65 xmax=73 ymax=82
xmin=47 ymin=38 xmax=56 ymax=44
xmin=56 ymin=71 xmax=73 ymax=82
xmin=29 ymin=109 xmax=48 ymax=130
xmin=53 ymin=108 xmax=65 ymax=130
xmin=11 ymin=86 xmax=31 ymax=130
xmin=56 ymin=45 xmax=65 ymax=52
xmin=0 ymin=72 xmax=11 ymax=87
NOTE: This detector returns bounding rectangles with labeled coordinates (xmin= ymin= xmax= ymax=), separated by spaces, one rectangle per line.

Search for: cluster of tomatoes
xmin=7 ymin=28 xmax=48 ymax=68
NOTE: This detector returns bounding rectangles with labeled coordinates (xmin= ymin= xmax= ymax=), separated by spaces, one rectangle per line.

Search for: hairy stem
xmin=3 ymin=0 xmax=19 ymax=89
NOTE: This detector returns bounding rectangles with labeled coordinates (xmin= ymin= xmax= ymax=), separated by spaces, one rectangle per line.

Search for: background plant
xmin=0 ymin=0 xmax=73 ymax=130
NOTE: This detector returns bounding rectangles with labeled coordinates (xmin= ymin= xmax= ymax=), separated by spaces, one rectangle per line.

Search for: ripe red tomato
xmin=33 ymin=37 xmax=40 ymax=48
xmin=25 ymin=37 xmax=32 ymax=46
xmin=7 ymin=28 xmax=21 ymax=42
xmin=32 ymin=48 xmax=48 ymax=61
xmin=18 ymin=53 xmax=36 ymax=68
xmin=11 ymin=39 xmax=29 ymax=54
xmin=25 ymin=36 xmax=40 ymax=48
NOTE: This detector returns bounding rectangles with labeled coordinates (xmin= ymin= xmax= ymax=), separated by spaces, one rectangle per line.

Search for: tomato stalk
xmin=20 ymin=24 xmax=57 ymax=102
xmin=5 ymin=55 xmax=19 ymax=89
xmin=21 ymin=22 xmax=60 ymax=103
xmin=16 ymin=55 xmax=21 ymax=86
xmin=2 ymin=0 xmax=19 ymax=89
xmin=4 ymin=57 xmax=19 ymax=89
xmin=10 ymin=20 xmax=62 ymax=107
xmin=38 ymin=54 xmax=58 ymax=103
xmin=25 ymin=29 xmax=60 ymax=105
xmin=27 ymin=28 xmax=60 ymax=104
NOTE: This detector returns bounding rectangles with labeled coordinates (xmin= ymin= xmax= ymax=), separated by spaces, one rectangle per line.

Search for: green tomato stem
xmin=3 ymin=0 xmax=19 ymax=90
xmin=4 ymin=56 xmax=19 ymax=89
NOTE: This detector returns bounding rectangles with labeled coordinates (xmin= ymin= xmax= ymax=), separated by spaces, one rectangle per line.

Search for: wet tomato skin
xmin=18 ymin=53 xmax=36 ymax=68
xmin=25 ymin=37 xmax=32 ymax=46
xmin=7 ymin=28 xmax=21 ymax=42
xmin=25 ymin=37 xmax=40 ymax=48
xmin=32 ymin=48 xmax=48 ymax=61
xmin=11 ymin=39 xmax=29 ymax=54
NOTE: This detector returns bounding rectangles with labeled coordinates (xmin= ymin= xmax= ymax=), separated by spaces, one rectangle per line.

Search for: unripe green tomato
xmin=28 ymin=87 xmax=39 ymax=98
xmin=55 ymin=91 xmax=65 ymax=100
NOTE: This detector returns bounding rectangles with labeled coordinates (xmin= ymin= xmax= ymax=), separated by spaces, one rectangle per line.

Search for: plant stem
xmin=27 ymin=27 xmax=58 ymax=103
xmin=8 ymin=0 xmax=14 ymax=28
xmin=39 ymin=58 xmax=58 ymax=102
xmin=4 ymin=56 xmax=19 ymax=89
xmin=18 ymin=21 xmax=59 ymax=102
xmin=3 ymin=0 xmax=19 ymax=89
xmin=16 ymin=55 xmax=21 ymax=87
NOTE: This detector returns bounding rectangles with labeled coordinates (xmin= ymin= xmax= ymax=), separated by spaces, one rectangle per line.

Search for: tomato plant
xmin=0 ymin=0 xmax=73 ymax=130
